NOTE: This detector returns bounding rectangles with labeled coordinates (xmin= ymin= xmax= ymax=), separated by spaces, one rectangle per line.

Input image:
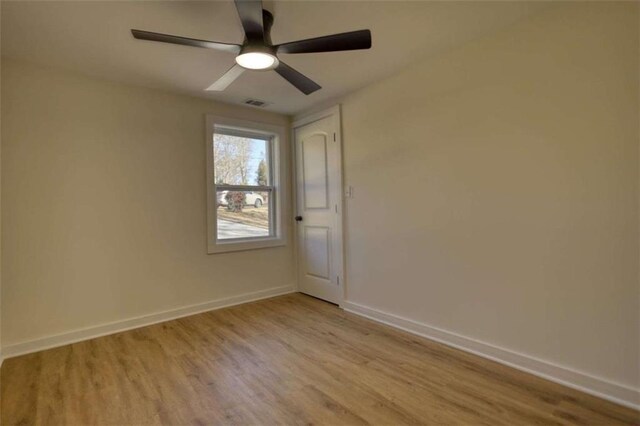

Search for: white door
xmin=294 ymin=112 xmax=343 ymax=304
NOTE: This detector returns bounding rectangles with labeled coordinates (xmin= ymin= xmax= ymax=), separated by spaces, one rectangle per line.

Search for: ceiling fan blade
xmin=276 ymin=29 xmax=371 ymax=54
xmin=206 ymin=64 xmax=245 ymax=91
xmin=274 ymin=61 xmax=321 ymax=95
xmin=131 ymin=29 xmax=241 ymax=54
xmin=234 ymin=0 xmax=264 ymax=42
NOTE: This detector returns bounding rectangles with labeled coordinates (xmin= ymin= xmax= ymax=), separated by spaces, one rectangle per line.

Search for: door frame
xmin=292 ymin=105 xmax=345 ymax=305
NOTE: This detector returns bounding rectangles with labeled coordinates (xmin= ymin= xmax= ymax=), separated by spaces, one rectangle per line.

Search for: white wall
xmin=339 ymin=1 xmax=638 ymax=397
xmin=1 ymin=59 xmax=294 ymax=349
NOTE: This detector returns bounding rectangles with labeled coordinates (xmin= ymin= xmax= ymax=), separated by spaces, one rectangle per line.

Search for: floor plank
xmin=2 ymin=293 xmax=638 ymax=425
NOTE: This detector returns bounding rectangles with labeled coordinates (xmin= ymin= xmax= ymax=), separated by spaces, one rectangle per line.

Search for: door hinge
xmin=335 ymin=204 xmax=338 ymax=213
xmin=333 ymin=133 xmax=336 ymax=142
xmin=337 ymin=276 xmax=340 ymax=285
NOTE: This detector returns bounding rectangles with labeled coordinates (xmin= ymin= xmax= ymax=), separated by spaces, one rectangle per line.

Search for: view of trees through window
xmin=213 ymin=132 xmax=272 ymax=240
xmin=213 ymin=133 xmax=269 ymax=186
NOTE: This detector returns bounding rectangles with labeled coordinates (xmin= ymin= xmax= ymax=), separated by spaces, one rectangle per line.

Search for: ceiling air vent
xmin=244 ymin=98 xmax=271 ymax=108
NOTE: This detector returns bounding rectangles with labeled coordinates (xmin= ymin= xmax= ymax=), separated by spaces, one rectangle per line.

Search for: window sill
xmin=207 ymin=237 xmax=286 ymax=254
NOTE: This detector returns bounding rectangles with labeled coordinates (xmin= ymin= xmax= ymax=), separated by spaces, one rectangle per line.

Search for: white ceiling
xmin=1 ymin=1 xmax=546 ymax=115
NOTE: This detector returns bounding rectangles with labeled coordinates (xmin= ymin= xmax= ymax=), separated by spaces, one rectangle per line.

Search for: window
xmin=206 ymin=116 xmax=287 ymax=253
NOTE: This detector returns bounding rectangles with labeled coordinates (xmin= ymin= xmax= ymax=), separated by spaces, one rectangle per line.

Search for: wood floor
xmin=2 ymin=293 xmax=638 ymax=425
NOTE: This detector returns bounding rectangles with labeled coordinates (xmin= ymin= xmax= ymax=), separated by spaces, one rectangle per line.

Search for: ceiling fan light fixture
xmin=235 ymin=52 xmax=278 ymax=70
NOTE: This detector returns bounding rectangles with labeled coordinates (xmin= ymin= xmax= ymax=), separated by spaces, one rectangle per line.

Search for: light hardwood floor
xmin=2 ymin=293 xmax=638 ymax=425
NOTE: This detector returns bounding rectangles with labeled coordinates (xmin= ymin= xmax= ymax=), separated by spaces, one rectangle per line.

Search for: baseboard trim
xmin=342 ymin=300 xmax=640 ymax=411
xmin=2 ymin=285 xmax=295 ymax=361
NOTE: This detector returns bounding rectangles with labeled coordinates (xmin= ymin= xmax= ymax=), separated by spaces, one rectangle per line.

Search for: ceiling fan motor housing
xmin=258 ymin=9 xmax=274 ymax=45
xmin=237 ymin=10 xmax=278 ymax=70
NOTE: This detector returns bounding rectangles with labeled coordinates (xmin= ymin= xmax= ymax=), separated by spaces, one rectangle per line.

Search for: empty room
xmin=0 ymin=0 xmax=638 ymax=424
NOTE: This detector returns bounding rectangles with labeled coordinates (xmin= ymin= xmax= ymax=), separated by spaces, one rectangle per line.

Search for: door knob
xmin=295 ymin=216 xmax=303 ymax=222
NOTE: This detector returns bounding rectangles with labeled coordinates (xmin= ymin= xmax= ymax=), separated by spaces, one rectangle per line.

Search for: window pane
xmin=216 ymin=190 xmax=271 ymax=240
xmin=213 ymin=133 xmax=269 ymax=186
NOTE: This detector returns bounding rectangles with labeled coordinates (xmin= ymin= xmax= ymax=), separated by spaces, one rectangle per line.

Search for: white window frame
xmin=206 ymin=115 xmax=287 ymax=254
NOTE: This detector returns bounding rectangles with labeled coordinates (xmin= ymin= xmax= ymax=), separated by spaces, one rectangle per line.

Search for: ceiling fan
xmin=131 ymin=0 xmax=372 ymax=95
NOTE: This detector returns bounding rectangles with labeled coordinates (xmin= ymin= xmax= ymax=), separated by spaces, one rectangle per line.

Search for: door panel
xmin=304 ymin=226 xmax=331 ymax=279
xmin=295 ymin=114 xmax=342 ymax=304
xmin=301 ymin=135 xmax=329 ymax=209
